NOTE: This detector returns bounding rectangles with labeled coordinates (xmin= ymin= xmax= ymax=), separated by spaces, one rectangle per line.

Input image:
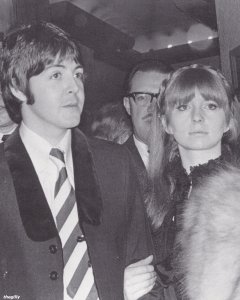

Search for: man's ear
xmin=123 ymin=97 xmax=131 ymax=116
xmin=10 ymin=86 xmax=27 ymax=102
xmin=161 ymin=115 xmax=172 ymax=134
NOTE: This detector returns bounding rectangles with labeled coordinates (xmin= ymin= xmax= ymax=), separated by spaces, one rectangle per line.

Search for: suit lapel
xmin=124 ymin=135 xmax=146 ymax=175
xmin=4 ymin=128 xmax=57 ymax=241
xmin=71 ymin=129 xmax=102 ymax=226
xmin=3 ymin=128 xmax=102 ymax=242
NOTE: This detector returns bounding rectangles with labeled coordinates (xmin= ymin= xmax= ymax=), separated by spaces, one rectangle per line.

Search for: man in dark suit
xmin=123 ymin=60 xmax=173 ymax=172
xmin=123 ymin=61 xmax=173 ymax=299
xmin=0 ymin=22 xmax=156 ymax=300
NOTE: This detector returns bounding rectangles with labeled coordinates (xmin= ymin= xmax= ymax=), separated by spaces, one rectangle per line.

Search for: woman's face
xmin=163 ymin=88 xmax=229 ymax=154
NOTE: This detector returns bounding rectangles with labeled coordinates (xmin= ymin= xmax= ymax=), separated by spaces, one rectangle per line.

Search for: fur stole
xmin=176 ymin=163 xmax=240 ymax=300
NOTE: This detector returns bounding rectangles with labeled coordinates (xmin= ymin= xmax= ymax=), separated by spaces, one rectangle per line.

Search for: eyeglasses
xmin=126 ymin=92 xmax=159 ymax=106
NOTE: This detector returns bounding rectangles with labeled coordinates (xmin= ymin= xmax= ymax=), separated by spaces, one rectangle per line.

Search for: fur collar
xmin=4 ymin=127 xmax=102 ymax=241
xmin=167 ymin=144 xmax=234 ymax=196
xmin=175 ymin=163 xmax=240 ymax=300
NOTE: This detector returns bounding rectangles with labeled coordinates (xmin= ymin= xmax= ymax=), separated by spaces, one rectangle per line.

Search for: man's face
xmin=20 ymin=59 xmax=85 ymax=143
xmin=0 ymin=92 xmax=16 ymax=134
xmin=124 ymin=70 xmax=168 ymax=145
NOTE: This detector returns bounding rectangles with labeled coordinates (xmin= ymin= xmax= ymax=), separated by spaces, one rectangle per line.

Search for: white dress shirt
xmin=133 ymin=135 xmax=149 ymax=169
xmin=19 ymin=122 xmax=74 ymax=223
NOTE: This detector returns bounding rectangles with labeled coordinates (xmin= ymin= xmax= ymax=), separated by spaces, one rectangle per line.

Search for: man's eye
xmin=176 ymin=104 xmax=188 ymax=111
xmin=136 ymin=95 xmax=147 ymax=102
xmin=75 ymin=72 xmax=85 ymax=81
xmin=51 ymin=72 xmax=62 ymax=79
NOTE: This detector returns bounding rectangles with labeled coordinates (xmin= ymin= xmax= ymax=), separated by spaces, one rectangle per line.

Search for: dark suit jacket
xmin=123 ymin=136 xmax=174 ymax=277
xmin=123 ymin=136 xmax=146 ymax=175
xmin=0 ymin=128 xmax=154 ymax=300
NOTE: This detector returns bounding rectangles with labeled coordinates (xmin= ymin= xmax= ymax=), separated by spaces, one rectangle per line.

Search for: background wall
xmin=215 ymin=0 xmax=240 ymax=83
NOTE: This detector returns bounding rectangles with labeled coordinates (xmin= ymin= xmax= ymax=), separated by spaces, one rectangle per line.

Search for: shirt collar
xmin=19 ymin=122 xmax=72 ymax=173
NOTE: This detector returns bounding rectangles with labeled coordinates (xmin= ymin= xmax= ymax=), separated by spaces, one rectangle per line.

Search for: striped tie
xmin=50 ymin=148 xmax=99 ymax=300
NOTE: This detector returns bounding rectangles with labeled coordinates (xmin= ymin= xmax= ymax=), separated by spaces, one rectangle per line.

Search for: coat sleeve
xmin=124 ymin=157 xmax=153 ymax=264
xmin=124 ymin=153 xmax=165 ymax=299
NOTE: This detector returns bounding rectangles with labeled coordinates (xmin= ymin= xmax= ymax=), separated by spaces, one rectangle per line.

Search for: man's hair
xmin=124 ymin=59 xmax=173 ymax=93
xmin=0 ymin=22 xmax=83 ymax=123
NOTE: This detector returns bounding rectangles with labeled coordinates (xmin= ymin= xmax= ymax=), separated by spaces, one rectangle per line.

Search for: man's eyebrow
xmin=44 ymin=64 xmax=83 ymax=71
xmin=74 ymin=65 xmax=84 ymax=71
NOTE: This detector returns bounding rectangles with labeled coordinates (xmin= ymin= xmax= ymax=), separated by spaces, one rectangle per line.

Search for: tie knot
xmin=2 ymin=134 xmax=10 ymax=142
xmin=50 ymin=148 xmax=65 ymax=163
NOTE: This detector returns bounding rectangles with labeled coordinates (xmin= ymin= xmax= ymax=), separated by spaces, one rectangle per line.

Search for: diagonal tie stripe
xmin=50 ymin=148 xmax=98 ymax=300
xmin=73 ymin=267 xmax=97 ymax=300
xmin=50 ymin=147 xmax=65 ymax=162
xmin=86 ymin=284 xmax=99 ymax=300
xmin=63 ymin=223 xmax=80 ymax=265
xmin=54 ymin=167 xmax=68 ymax=197
xmin=67 ymin=250 xmax=89 ymax=297
xmin=56 ymin=187 xmax=75 ymax=231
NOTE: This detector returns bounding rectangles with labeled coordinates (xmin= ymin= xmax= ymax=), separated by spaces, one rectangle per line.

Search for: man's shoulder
xmin=122 ymin=135 xmax=140 ymax=157
xmin=73 ymin=129 xmax=132 ymax=172
xmin=122 ymin=135 xmax=135 ymax=149
xmin=87 ymin=136 xmax=129 ymax=160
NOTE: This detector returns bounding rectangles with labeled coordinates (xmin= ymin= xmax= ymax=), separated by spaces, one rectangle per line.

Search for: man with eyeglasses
xmin=123 ymin=60 xmax=173 ymax=300
xmin=123 ymin=60 xmax=172 ymax=170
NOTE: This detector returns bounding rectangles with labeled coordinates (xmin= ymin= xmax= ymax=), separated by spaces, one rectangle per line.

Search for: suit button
xmin=88 ymin=260 xmax=92 ymax=268
xmin=77 ymin=235 xmax=85 ymax=242
xmin=49 ymin=244 xmax=57 ymax=254
xmin=2 ymin=270 xmax=8 ymax=280
xmin=49 ymin=271 xmax=58 ymax=280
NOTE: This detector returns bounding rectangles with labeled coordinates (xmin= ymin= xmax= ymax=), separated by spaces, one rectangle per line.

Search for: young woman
xmin=147 ymin=64 xmax=240 ymax=299
xmin=124 ymin=63 xmax=240 ymax=300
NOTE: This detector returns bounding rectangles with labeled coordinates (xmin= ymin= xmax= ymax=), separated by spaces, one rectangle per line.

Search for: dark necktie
xmin=2 ymin=134 xmax=10 ymax=142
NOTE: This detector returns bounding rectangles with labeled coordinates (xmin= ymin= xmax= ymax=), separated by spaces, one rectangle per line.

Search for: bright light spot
xmin=187 ymin=24 xmax=213 ymax=41
xmin=208 ymin=36 xmax=213 ymax=40
xmin=188 ymin=40 xmax=193 ymax=44
xmin=167 ymin=44 xmax=173 ymax=48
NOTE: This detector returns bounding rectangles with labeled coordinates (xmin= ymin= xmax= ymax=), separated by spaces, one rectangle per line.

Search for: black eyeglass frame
xmin=126 ymin=92 xmax=160 ymax=105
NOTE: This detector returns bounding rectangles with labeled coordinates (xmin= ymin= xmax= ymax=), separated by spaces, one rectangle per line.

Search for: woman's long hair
xmin=146 ymin=64 xmax=240 ymax=229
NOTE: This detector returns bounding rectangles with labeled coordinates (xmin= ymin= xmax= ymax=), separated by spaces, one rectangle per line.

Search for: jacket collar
xmin=72 ymin=129 xmax=102 ymax=226
xmin=4 ymin=127 xmax=102 ymax=242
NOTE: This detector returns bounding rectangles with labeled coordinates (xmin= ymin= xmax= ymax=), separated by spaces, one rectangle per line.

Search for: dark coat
xmin=0 ymin=128 xmax=154 ymax=300
xmin=123 ymin=135 xmax=146 ymax=180
xmin=123 ymin=135 xmax=174 ymax=265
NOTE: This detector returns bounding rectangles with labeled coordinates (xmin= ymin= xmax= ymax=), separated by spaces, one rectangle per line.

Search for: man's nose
xmin=147 ymin=97 xmax=157 ymax=113
xmin=66 ymin=76 xmax=81 ymax=94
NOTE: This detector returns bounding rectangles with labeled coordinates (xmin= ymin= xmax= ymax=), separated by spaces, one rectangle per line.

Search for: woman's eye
xmin=206 ymin=102 xmax=218 ymax=110
xmin=176 ymin=104 xmax=188 ymax=111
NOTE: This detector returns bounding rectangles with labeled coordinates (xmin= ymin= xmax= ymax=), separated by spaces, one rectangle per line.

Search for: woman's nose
xmin=192 ymin=107 xmax=203 ymax=122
